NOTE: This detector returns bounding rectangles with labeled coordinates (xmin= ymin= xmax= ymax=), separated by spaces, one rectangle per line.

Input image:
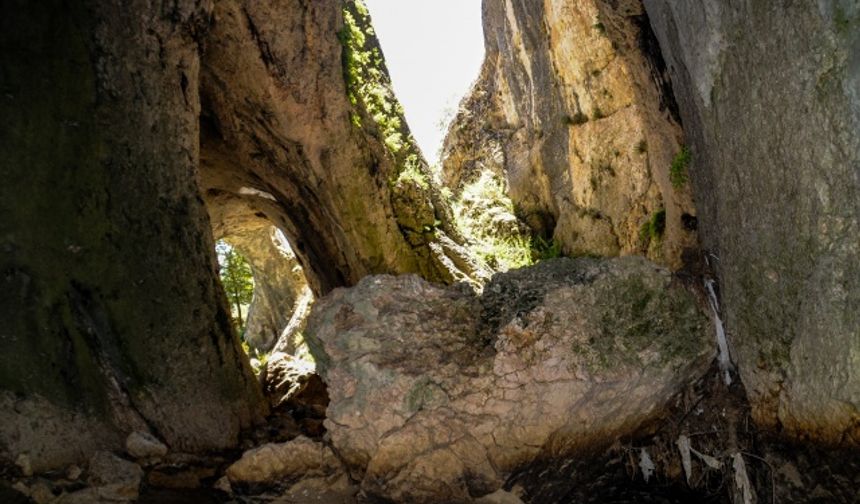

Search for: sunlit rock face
xmin=199 ymin=0 xmax=483 ymax=296
xmin=644 ymin=0 xmax=860 ymax=445
xmin=212 ymin=220 xmax=309 ymax=353
xmin=443 ymin=0 xmax=698 ymax=269
xmin=0 ymin=0 xmax=265 ymax=472
xmin=306 ymin=257 xmax=712 ymax=502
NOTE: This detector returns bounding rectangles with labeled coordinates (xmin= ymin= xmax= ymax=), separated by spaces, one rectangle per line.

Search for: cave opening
xmin=213 ymin=226 xmax=316 ymax=365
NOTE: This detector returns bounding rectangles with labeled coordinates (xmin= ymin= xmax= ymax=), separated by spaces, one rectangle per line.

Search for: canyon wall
xmin=0 ymin=0 xmax=265 ymax=471
xmin=443 ymin=0 xmax=698 ymax=269
xmin=199 ymin=0 xmax=483 ymax=295
xmin=644 ymin=0 xmax=859 ymax=444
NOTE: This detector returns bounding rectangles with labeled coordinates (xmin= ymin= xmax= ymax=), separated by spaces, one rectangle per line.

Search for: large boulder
xmin=644 ymin=0 xmax=860 ymax=444
xmin=306 ymin=257 xmax=713 ymax=502
xmin=226 ymin=436 xmax=342 ymax=486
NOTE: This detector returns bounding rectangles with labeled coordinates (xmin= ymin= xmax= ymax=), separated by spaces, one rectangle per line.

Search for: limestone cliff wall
xmin=443 ymin=0 xmax=698 ymax=269
xmin=0 ymin=0 xmax=265 ymax=471
xmin=645 ymin=0 xmax=860 ymax=445
xmin=200 ymin=0 xmax=483 ymax=295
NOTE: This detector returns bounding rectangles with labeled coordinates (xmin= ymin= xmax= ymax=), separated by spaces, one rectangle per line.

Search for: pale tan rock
xmin=125 ymin=431 xmax=168 ymax=459
xmin=15 ymin=453 xmax=32 ymax=477
xmin=226 ymin=436 xmax=340 ymax=485
xmin=214 ymin=476 xmax=233 ymax=495
xmin=475 ymin=489 xmax=526 ymax=504
xmin=275 ymin=474 xmax=358 ymax=504
xmin=307 ymin=257 xmax=712 ymax=502
xmin=28 ymin=482 xmax=54 ymax=504
xmin=443 ymin=0 xmax=698 ymax=270
xmin=11 ymin=481 xmax=29 ymax=496
xmin=66 ymin=465 xmax=82 ymax=481
xmin=212 ymin=225 xmax=311 ymax=353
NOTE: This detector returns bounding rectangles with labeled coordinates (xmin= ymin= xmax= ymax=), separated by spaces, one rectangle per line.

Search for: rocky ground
xmin=3 ymin=258 xmax=858 ymax=503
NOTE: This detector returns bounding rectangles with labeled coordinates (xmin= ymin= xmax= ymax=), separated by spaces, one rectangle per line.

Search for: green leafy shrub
xmin=670 ymin=146 xmax=691 ymax=188
xmin=393 ymin=154 xmax=429 ymax=189
xmin=531 ymin=235 xmax=563 ymax=261
xmin=453 ymin=171 xmax=533 ymax=272
xmin=640 ymin=208 xmax=667 ymax=244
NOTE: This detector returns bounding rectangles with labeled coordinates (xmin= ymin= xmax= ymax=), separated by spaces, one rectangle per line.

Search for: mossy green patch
xmin=670 ymin=146 xmax=691 ymax=188
xmin=453 ymin=171 xmax=534 ymax=272
xmin=404 ymin=377 xmax=439 ymax=413
xmin=640 ymin=208 xmax=666 ymax=245
xmin=339 ymin=0 xmax=412 ymax=163
xmin=575 ymin=274 xmax=707 ymax=371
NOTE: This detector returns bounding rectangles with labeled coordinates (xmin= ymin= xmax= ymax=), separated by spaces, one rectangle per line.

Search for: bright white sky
xmin=364 ymin=0 xmax=485 ymax=162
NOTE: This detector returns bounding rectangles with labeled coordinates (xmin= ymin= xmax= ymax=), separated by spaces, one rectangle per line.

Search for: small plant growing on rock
xmin=393 ymin=154 xmax=429 ymax=189
xmin=636 ymin=139 xmax=648 ymax=154
xmin=593 ymin=106 xmax=605 ymax=120
xmin=640 ymin=208 xmax=667 ymax=245
xmin=670 ymin=146 xmax=691 ymax=188
xmin=453 ymin=171 xmax=533 ymax=272
xmin=531 ymin=235 xmax=563 ymax=261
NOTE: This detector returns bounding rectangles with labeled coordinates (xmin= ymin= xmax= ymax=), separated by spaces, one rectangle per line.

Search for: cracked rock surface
xmin=306 ymin=257 xmax=713 ymax=502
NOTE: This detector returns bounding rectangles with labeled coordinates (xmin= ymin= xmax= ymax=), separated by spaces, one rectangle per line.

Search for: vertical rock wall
xmin=443 ymin=0 xmax=698 ymax=269
xmin=645 ymin=0 xmax=860 ymax=445
xmin=0 ymin=0 xmax=265 ymax=471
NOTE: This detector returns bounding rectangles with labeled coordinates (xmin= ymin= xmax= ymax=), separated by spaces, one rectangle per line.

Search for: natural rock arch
xmin=198 ymin=0 xmax=483 ymax=297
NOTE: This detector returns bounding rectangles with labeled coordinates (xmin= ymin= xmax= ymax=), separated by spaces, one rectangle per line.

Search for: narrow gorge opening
xmin=1 ymin=0 xmax=857 ymax=503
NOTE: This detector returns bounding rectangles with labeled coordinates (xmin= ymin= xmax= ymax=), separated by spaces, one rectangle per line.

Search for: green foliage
xmin=640 ymin=208 xmax=667 ymax=245
xmin=670 ymin=146 xmax=691 ymax=188
xmin=592 ymin=106 xmax=605 ymax=120
xmin=834 ymin=6 xmax=859 ymax=34
xmin=531 ymin=235 xmax=563 ymax=261
xmin=593 ymin=22 xmax=606 ymax=34
xmin=453 ymin=171 xmax=533 ymax=272
xmin=338 ymin=1 xmax=407 ymax=155
xmin=393 ymin=154 xmax=429 ymax=189
xmin=216 ymin=241 xmax=254 ymax=334
xmin=636 ymin=139 xmax=648 ymax=154
xmin=240 ymin=340 xmax=269 ymax=376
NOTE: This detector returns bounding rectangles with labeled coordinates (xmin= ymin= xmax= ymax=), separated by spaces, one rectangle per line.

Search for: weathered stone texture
xmin=645 ymin=0 xmax=860 ymax=444
xmin=306 ymin=257 xmax=712 ymax=502
xmin=200 ymin=0 xmax=482 ymax=296
xmin=0 ymin=0 xmax=264 ymax=471
xmin=443 ymin=0 xmax=698 ymax=268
